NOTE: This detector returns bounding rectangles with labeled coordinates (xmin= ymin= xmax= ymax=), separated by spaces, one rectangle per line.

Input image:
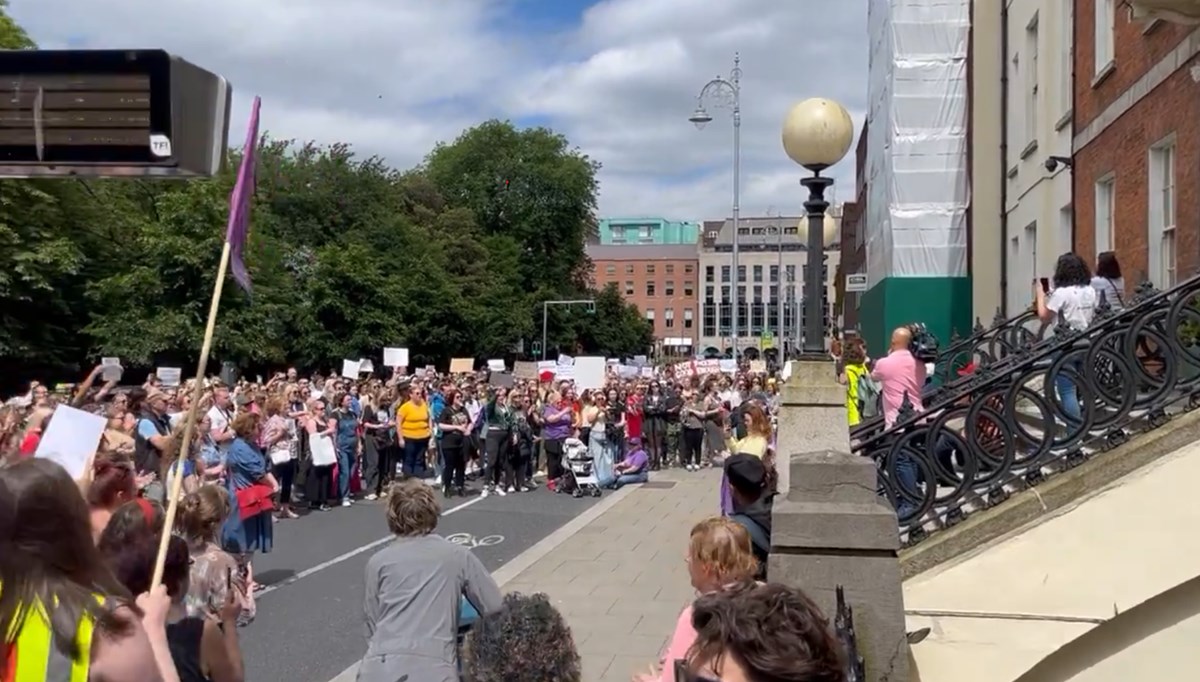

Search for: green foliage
xmin=0 ymin=119 xmax=650 ymax=381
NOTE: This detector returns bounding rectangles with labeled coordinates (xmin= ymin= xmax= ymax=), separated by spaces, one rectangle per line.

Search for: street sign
xmin=845 ymin=273 xmax=868 ymax=292
xmin=0 ymin=49 xmax=230 ymax=178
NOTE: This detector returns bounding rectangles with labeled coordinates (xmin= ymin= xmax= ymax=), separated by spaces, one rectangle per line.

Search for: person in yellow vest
xmin=1 ymin=458 xmax=180 ymax=682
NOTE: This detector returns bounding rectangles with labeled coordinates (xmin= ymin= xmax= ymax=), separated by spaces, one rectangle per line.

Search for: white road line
xmin=257 ymin=495 xmax=485 ymax=598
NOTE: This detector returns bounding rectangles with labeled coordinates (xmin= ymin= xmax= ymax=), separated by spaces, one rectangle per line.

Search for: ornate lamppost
xmin=781 ymin=98 xmax=854 ymax=355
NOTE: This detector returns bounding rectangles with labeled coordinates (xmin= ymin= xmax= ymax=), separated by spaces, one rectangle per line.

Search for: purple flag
xmin=225 ymin=96 xmax=260 ymax=294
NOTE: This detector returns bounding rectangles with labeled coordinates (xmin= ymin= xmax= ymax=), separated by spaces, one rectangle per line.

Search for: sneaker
xmin=341 ymin=499 xmax=352 ymax=508
xmin=506 ymin=486 xmax=516 ymax=494
xmin=364 ymin=493 xmax=378 ymax=501
xmin=496 ymin=486 xmax=507 ymax=497
xmin=319 ymin=504 xmax=331 ymax=512
xmin=480 ymin=487 xmax=490 ymax=498
xmin=522 ymin=484 xmax=536 ymax=492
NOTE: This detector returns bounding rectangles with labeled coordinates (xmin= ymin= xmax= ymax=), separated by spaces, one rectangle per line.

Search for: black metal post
xmin=801 ymin=172 xmax=833 ymax=355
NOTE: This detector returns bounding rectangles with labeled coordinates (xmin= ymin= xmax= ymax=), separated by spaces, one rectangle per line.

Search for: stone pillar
xmin=771 ymin=358 xmax=909 ymax=682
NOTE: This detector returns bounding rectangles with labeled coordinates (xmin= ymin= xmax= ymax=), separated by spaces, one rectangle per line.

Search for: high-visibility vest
xmin=2 ymin=600 xmax=98 ymax=682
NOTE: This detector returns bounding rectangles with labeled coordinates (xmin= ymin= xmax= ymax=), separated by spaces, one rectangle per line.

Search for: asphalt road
xmin=238 ymin=486 xmax=600 ymax=682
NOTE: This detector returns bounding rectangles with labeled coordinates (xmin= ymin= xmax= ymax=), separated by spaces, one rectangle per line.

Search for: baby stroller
xmin=556 ymin=437 xmax=602 ymax=498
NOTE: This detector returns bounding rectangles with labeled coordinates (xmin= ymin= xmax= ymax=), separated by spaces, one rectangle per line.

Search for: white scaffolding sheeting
xmin=865 ymin=0 xmax=971 ymax=282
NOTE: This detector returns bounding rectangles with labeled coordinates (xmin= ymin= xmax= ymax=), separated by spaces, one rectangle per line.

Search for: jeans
xmin=485 ymin=430 xmax=508 ymax=487
xmin=609 ymin=471 xmax=648 ymax=489
xmin=336 ymin=441 xmax=355 ymax=500
xmin=401 ymin=437 xmax=430 ymax=478
xmin=1054 ymin=356 xmax=1084 ymax=423
xmin=893 ymin=451 xmax=921 ymax=518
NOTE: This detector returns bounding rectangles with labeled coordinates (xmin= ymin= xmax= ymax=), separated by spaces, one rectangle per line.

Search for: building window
xmin=706 ymin=230 xmax=718 ymax=240
xmin=1060 ymin=0 xmax=1072 ymax=116
xmin=646 ymin=264 xmax=655 ymax=275
xmin=737 ymin=265 xmax=746 ymax=282
xmin=751 ymin=226 xmax=765 ymax=235
xmin=705 ymin=265 xmax=715 ymax=283
xmin=720 ymin=285 xmax=730 ymax=301
xmin=1149 ymin=141 xmax=1176 ymax=287
xmin=665 ymin=308 xmax=675 ymax=328
xmin=721 ymin=265 xmax=731 ymax=282
xmin=770 ymin=283 xmax=780 ymax=302
xmin=605 ymin=264 xmax=616 ymax=276
xmin=1094 ymin=0 xmax=1114 ymax=74
xmin=1094 ymin=175 xmax=1114 ymax=255
xmin=737 ymin=227 xmax=750 ymax=235
xmin=611 ymin=226 xmax=625 ymax=242
xmin=1025 ymin=13 xmax=1038 ymax=145
xmin=752 ymin=265 xmax=763 ymax=282
xmin=785 ymin=265 xmax=796 ymax=282
xmin=784 ymin=226 xmax=798 ymax=235
xmin=718 ymin=301 xmax=731 ymax=336
xmin=625 ymin=264 xmax=634 ymax=275
xmin=702 ymin=304 xmax=716 ymax=337
xmin=769 ymin=265 xmax=779 ymax=282
xmin=684 ymin=281 xmax=694 ymax=297
xmin=645 ymin=308 xmax=655 ymax=322
xmin=737 ymin=285 xmax=746 ymax=302
xmin=646 ymin=281 xmax=657 ymax=297
xmin=665 ymin=264 xmax=674 ymax=275
xmin=665 ymin=280 xmax=675 ymax=296
xmin=637 ymin=225 xmax=652 ymax=243
xmin=685 ymin=263 xmax=694 ymax=274
xmin=705 ymin=285 xmax=714 ymax=302
xmin=624 ymin=280 xmax=634 ymax=296
xmin=684 ymin=308 xmax=694 ymax=329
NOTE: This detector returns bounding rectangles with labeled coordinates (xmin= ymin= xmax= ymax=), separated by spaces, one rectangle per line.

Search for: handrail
xmin=855 ymin=274 xmax=1200 ymax=545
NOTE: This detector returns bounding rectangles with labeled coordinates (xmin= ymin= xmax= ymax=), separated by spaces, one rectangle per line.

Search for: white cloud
xmin=7 ymin=0 xmax=866 ymax=222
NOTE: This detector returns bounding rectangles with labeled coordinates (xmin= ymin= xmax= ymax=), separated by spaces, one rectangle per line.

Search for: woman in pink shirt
xmin=871 ymin=327 xmax=926 ymax=427
xmin=638 ymin=517 xmax=760 ymax=682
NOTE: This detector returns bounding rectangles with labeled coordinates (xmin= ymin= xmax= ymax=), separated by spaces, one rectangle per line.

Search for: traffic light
xmin=531 ymin=341 xmax=542 ymax=357
xmin=586 ymin=302 xmax=595 ymax=314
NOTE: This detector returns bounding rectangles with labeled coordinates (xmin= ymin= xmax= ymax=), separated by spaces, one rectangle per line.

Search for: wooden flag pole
xmin=151 ymin=240 xmax=233 ymax=588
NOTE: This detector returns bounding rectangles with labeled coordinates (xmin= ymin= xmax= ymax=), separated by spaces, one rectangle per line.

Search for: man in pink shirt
xmin=871 ymin=326 xmax=926 ymax=428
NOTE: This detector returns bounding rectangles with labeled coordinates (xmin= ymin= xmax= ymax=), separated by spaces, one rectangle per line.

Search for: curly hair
xmin=687 ymin=582 xmax=846 ymax=682
xmin=1052 ymin=252 xmax=1092 ymax=288
xmin=462 ymin=593 xmax=581 ymax=682
xmin=385 ymin=478 xmax=439 ymax=536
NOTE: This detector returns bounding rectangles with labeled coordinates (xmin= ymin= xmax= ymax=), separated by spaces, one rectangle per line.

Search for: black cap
xmin=724 ymin=454 xmax=767 ymax=496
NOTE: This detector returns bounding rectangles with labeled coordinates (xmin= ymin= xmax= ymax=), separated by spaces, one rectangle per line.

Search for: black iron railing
xmin=854 ymin=275 xmax=1200 ymax=545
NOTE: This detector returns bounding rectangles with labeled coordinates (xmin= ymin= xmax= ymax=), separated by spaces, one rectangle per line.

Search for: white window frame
xmin=1094 ymin=174 xmax=1115 ymax=256
xmin=1026 ymin=13 xmax=1039 ymax=145
xmin=645 ymin=308 xmax=655 ymax=321
xmin=1094 ymin=0 xmax=1115 ymax=76
xmin=664 ymin=307 xmax=675 ymax=328
xmin=1148 ymin=137 xmax=1177 ymax=287
xmin=1060 ymin=0 xmax=1073 ymax=116
xmin=1058 ymin=204 xmax=1073 ymax=256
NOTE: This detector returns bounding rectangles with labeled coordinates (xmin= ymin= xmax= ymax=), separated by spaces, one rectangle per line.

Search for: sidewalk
xmin=498 ymin=468 xmax=721 ymax=682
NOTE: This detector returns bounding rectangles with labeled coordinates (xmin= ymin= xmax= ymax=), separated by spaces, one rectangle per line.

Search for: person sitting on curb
xmin=724 ymin=454 xmax=773 ymax=579
xmin=608 ymin=437 xmax=650 ymax=489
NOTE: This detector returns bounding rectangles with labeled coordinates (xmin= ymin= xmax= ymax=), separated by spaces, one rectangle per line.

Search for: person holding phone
xmin=1035 ymin=252 xmax=1098 ymax=422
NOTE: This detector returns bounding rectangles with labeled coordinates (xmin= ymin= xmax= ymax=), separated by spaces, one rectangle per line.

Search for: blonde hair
xmin=688 ymin=517 xmax=759 ymax=584
xmin=385 ymin=478 xmax=440 ymax=537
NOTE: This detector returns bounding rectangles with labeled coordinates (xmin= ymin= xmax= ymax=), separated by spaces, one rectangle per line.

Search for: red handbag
xmin=235 ymin=481 xmax=276 ymax=520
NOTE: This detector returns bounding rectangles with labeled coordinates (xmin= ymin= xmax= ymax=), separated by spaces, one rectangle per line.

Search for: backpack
xmin=855 ymin=371 xmax=882 ymax=419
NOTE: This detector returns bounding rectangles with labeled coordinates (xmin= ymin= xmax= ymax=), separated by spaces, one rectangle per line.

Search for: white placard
xmin=845 ymin=273 xmax=868 ymax=292
xmin=341 ymin=359 xmax=361 ymax=379
xmin=36 ymin=405 xmax=106 ymax=480
xmin=358 ymin=359 xmax=374 ymax=374
xmin=574 ymin=356 xmax=606 ymax=390
xmin=555 ymin=365 xmax=575 ymax=380
xmin=309 ymin=434 xmax=337 ymax=467
xmin=633 ymin=355 xmax=648 ymax=366
xmin=101 ymin=360 xmax=123 ymax=382
xmin=557 ymin=354 xmax=574 ymax=366
xmin=101 ymin=357 xmax=120 ymax=366
xmin=487 ymin=359 xmax=505 ymax=372
xmin=156 ymin=367 xmax=182 ymax=386
xmin=383 ymin=347 xmax=409 ymax=367
xmin=537 ymin=360 xmax=556 ymax=371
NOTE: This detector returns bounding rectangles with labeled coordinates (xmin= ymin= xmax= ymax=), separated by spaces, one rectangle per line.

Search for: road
xmin=237 ymin=486 xmax=601 ymax=682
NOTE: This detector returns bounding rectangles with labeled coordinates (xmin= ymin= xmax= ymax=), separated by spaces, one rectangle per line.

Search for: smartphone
xmin=1039 ymin=277 xmax=1050 ymax=293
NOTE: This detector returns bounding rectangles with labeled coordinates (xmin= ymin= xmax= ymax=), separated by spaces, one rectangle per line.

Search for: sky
xmin=9 ymin=0 xmax=868 ymax=223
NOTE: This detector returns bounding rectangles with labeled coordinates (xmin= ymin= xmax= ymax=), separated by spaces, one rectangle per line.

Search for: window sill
xmin=1007 ymin=164 xmax=1019 ymax=179
xmin=1092 ymin=61 xmax=1116 ymax=89
xmin=1020 ymin=139 xmax=1039 ymax=160
xmin=1055 ymin=110 xmax=1072 ymax=132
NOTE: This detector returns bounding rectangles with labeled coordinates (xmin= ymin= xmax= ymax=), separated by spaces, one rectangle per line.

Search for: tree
xmin=0 ymin=8 xmax=654 ymax=389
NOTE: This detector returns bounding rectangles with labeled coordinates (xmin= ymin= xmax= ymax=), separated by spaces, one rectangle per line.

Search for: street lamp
xmin=781 ymin=97 xmax=854 ymax=356
xmin=690 ymin=53 xmax=741 ymax=357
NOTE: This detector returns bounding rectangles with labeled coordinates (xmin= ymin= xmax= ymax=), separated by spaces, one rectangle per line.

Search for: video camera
xmin=907 ymin=323 xmax=939 ymax=363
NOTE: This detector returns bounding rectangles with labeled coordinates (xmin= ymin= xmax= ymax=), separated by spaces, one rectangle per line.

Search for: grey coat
xmin=356 ymin=534 xmax=503 ymax=682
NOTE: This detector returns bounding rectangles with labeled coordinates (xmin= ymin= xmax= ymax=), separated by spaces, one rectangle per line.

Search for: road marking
xmin=445 ymin=532 xmax=504 ymax=549
xmin=256 ymin=495 xmax=485 ymax=598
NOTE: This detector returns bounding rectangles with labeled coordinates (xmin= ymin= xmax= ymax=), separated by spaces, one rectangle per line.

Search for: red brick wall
xmin=590 ymin=257 xmax=700 ymax=340
xmin=1073 ymin=9 xmax=1200 ymax=282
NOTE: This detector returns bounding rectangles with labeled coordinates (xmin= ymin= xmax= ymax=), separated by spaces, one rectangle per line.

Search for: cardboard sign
xmin=449 ymin=358 xmax=473 ymax=373
xmin=513 ymin=361 xmax=538 ymax=380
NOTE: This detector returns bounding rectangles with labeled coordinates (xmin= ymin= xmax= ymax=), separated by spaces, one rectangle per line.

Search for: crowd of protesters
xmin=0 ymin=353 xmax=865 ymax=681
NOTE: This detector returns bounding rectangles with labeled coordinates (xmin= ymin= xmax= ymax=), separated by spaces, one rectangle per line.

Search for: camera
xmin=907 ymin=323 xmax=939 ymax=363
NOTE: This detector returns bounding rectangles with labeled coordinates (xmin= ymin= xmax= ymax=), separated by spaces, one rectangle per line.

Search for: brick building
xmin=837 ymin=120 xmax=869 ymax=332
xmin=586 ymin=244 xmax=699 ymax=355
xmin=1073 ymin=5 xmax=1200 ymax=288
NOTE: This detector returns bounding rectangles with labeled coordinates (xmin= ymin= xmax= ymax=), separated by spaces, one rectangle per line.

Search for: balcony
xmin=1130 ymin=0 xmax=1200 ymax=22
